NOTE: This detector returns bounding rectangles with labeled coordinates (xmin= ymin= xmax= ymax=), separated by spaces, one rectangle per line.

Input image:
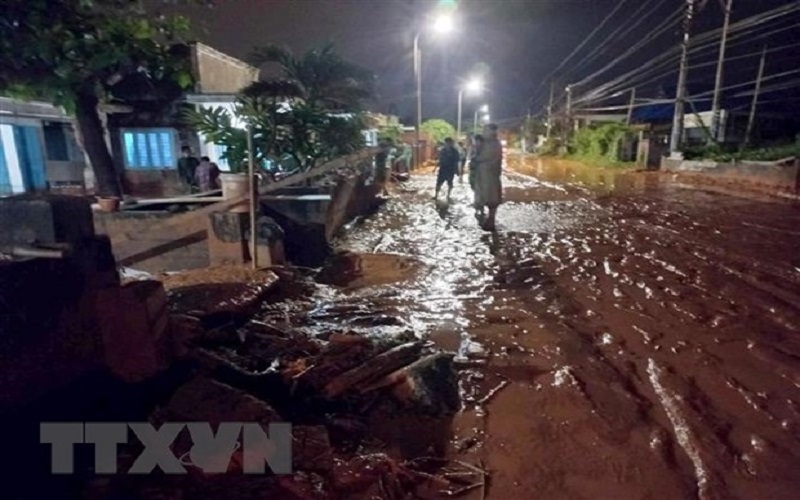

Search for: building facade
xmin=107 ymin=42 xmax=259 ymax=196
xmin=0 ymin=42 xmax=258 ymax=198
xmin=0 ymin=98 xmax=87 ymax=196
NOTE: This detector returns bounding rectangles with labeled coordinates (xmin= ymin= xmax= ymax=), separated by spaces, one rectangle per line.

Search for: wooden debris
xmin=477 ymin=379 xmax=510 ymax=406
xmin=323 ymin=341 xmax=423 ymax=398
xmin=362 ymin=353 xmax=460 ymax=414
xmin=292 ymin=426 xmax=334 ymax=472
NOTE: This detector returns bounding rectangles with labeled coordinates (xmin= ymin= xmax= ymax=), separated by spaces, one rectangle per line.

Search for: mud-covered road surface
xmin=323 ymin=155 xmax=800 ymax=499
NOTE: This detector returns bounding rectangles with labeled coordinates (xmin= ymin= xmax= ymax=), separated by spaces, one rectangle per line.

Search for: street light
xmin=413 ymin=11 xmax=455 ymax=168
xmin=431 ymin=13 xmax=456 ymax=35
xmin=473 ymin=104 xmax=489 ymax=132
xmin=457 ymin=77 xmax=483 ymax=141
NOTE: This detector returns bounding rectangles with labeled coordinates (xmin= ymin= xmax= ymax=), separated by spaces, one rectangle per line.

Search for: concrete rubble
xmin=82 ymin=263 xmax=478 ymax=498
xmin=0 ymin=195 xmax=481 ymax=499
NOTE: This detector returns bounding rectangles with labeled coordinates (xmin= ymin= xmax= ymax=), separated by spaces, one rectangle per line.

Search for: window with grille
xmin=121 ymin=129 xmax=176 ymax=169
xmin=207 ymin=143 xmax=230 ymax=171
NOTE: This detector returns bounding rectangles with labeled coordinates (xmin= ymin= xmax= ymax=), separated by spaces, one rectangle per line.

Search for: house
xmin=107 ymin=42 xmax=259 ymax=196
xmin=0 ymin=43 xmax=258 ymax=198
xmin=0 ymin=98 xmax=87 ymax=196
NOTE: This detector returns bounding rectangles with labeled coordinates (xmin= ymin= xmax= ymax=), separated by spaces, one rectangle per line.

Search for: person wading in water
xmin=434 ymin=137 xmax=460 ymax=201
xmin=472 ymin=124 xmax=503 ymax=230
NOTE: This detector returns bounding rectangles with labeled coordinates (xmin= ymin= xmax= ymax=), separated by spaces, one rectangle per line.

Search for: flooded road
xmin=320 ymin=155 xmax=800 ymax=499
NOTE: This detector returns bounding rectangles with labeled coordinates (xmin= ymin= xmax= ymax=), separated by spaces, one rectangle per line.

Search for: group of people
xmin=434 ymin=123 xmax=503 ymax=230
xmin=177 ymin=146 xmax=221 ymax=193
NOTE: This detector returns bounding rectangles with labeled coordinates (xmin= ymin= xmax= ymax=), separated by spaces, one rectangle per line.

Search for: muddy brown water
xmin=318 ymin=156 xmax=800 ymax=499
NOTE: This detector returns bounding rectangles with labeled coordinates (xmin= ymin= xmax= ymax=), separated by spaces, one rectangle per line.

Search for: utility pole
xmin=744 ymin=45 xmax=767 ymax=148
xmin=414 ymin=35 xmax=422 ymax=169
xmin=546 ymin=81 xmax=555 ymax=140
xmin=523 ymin=109 xmax=531 ymax=153
xmin=563 ymin=84 xmax=573 ymax=149
xmin=626 ymin=87 xmax=636 ymax=126
xmin=456 ymin=89 xmax=463 ymax=141
xmin=670 ymin=0 xmax=696 ymax=155
xmin=710 ymin=0 xmax=733 ymax=143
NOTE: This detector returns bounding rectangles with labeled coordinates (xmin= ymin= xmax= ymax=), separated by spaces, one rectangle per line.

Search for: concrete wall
xmin=661 ymin=158 xmax=800 ymax=194
xmin=661 ymin=158 xmax=800 ymax=195
xmin=121 ymin=169 xmax=185 ymax=198
xmin=94 ymin=211 xmax=209 ymax=274
xmin=191 ymin=43 xmax=259 ymax=94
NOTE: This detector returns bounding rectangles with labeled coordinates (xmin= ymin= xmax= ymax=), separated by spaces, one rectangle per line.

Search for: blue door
xmin=0 ymin=135 xmax=11 ymax=196
xmin=13 ymin=126 xmax=47 ymax=191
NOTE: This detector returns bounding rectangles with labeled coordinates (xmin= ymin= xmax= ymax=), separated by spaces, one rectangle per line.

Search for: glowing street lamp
xmin=474 ymin=104 xmax=489 ymax=132
xmin=431 ymin=12 xmax=456 ymax=35
xmin=457 ymin=76 xmax=483 ymax=140
xmin=413 ymin=11 xmax=455 ymax=168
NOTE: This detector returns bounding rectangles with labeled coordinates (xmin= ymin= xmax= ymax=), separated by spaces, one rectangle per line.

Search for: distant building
xmin=362 ymin=113 xmax=402 ymax=146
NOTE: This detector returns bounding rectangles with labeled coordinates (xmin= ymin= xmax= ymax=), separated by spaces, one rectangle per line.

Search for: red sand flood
xmin=325 ymin=156 xmax=800 ymax=499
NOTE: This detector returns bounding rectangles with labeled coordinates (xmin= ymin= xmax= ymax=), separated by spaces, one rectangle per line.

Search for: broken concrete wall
xmin=120 ymin=169 xmax=185 ymax=198
xmin=0 ymin=257 xmax=104 ymax=412
xmin=0 ymin=198 xmax=182 ymax=410
xmin=94 ymin=211 xmax=209 ymax=274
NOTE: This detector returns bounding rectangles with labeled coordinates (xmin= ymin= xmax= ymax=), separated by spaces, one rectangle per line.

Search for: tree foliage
xmin=570 ymin=123 xmax=633 ymax=164
xmin=420 ymin=119 xmax=456 ymax=144
xmin=185 ymin=44 xmax=371 ymax=173
xmin=0 ymin=0 xmax=196 ymax=195
xmin=520 ymin=116 xmax=547 ymax=144
xmin=378 ymin=125 xmax=403 ymax=143
xmin=247 ymin=43 xmax=375 ymax=112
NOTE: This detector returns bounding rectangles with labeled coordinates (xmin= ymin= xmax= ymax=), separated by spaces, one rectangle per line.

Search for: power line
xmin=525 ymin=0 xmax=635 ymax=110
xmin=570 ymin=0 xmax=678 ymax=83
xmin=525 ymin=0 xmax=800 ymax=120
xmin=573 ymin=7 xmax=684 ymax=88
xmin=578 ymin=70 xmax=800 ymax=114
xmin=581 ymin=39 xmax=800 ymax=106
xmin=573 ymin=3 xmax=800 ymax=106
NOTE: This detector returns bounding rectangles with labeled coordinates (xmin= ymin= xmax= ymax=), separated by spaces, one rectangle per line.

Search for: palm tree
xmin=245 ymin=43 xmax=375 ymax=111
xmin=184 ymin=44 xmax=373 ymax=173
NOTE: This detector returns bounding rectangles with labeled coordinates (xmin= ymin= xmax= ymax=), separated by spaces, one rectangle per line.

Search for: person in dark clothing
xmin=177 ymin=146 xmax=200 ymax=191
xmin=457 ymin=140 xmax=467 ymax=184
xmin=374 ymin=140 xmax=391 ymax=195
xmin=195 ymin=156 xmax=221 ymax=192
xmin=435 ymin=137 xmax=460 ymax=200
xmin=468 ymin=134 xmax=484 ymax=193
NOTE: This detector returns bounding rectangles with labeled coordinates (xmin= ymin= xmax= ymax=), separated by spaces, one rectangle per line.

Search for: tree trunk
xmin=74 ymin=92 xmax=122 ymax=197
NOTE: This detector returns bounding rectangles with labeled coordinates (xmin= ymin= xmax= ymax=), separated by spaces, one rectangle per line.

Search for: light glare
xmin=465 ymin=77 xmax=483 ymax=94
xmin=432 ymin=13 xmax=455 ymax=35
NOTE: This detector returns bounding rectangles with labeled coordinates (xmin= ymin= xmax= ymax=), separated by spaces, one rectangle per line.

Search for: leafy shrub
xmin=683 ymin=142 xmax=800 ymax=163
xmin=570 ymin=123 xmax=633 ymax=163
xmin=420 ymin=119 xmax=456 ymax=144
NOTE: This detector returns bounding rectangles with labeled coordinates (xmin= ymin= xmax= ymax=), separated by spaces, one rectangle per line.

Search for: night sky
xmin=153 ymin=0 xmax=800 ymax=126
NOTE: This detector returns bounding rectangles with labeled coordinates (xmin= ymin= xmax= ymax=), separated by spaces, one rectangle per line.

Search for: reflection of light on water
xmin=455 ymin=332 xmax=486 ymax=363
xmin=552 ymin=365 xmax=578 ymax=387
